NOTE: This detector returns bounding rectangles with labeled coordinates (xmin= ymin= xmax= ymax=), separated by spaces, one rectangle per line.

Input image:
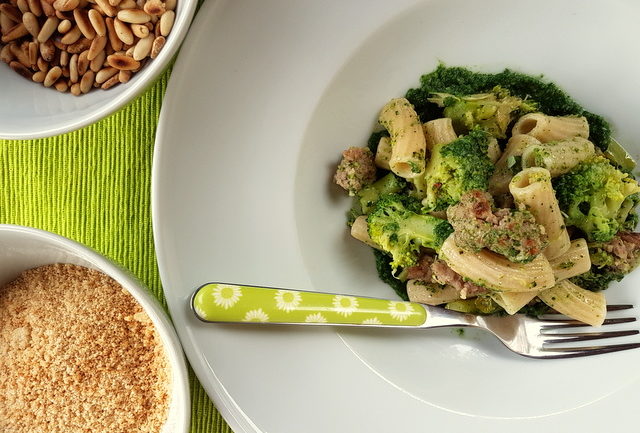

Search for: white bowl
xmin=0 ymin=224 xmax=190 ymax=433
xmin=0 ymin=0 xmax=197 ymax=140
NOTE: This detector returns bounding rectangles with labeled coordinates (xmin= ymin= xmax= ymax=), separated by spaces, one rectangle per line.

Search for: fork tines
xmin=537 ymin=304 xmax=640 ymax=358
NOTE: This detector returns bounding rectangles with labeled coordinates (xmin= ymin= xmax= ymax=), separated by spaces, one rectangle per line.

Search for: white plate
xmin=152 ymin=1 xmax=640 ymax=432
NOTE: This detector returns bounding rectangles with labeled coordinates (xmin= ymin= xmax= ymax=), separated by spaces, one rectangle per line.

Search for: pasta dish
xmin=333 ymin=65 xmax=640 ymax=326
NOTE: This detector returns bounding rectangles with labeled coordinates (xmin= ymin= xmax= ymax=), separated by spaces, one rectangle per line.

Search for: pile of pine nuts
xmin=0 ymin=0 xmax=175 ymax=95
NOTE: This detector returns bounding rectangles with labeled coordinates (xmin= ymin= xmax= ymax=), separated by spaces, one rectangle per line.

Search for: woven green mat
xmin=0 ymin=70 xmax=233 ymax=433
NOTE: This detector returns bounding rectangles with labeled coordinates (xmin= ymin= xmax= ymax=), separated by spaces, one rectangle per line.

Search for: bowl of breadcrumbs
xmin=0 ymin=224 xmax=190 ymax=433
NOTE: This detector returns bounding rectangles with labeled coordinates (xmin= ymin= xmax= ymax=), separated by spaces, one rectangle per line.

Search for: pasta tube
xmin=521 ymin=137 xmax=595 ymax=177
xmin=538 ymin=280 xmax=606 ymax=327
xmin=379 ymin=98 xmax=427 ymax=179
xmin=512 ymin=113 xmax=589 ymax=142
xmin=407 ymin=280 xmax=460 ymax=306
xmin=549 ymin=239 xmax=591 ymax=281
xmin=439 ymin=235 xmax=555 ymax=293
xmin=374 ymin=136 xmax=392 ymax=170
xmin=422 ymin=117 xmax=457 ymax=151
xmin=489 ymin=134 xmax=541 ymax=195
xmin=350 ymin=216 xmax=380 ymax=249
xmin=509 ymin=167 xmax=571 ymax=260
xmin=490 ymin=291 xmax=539 ymax=315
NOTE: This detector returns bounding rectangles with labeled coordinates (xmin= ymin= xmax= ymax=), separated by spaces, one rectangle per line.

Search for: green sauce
xmin=404 ymin=64 xmax=611 ymax=150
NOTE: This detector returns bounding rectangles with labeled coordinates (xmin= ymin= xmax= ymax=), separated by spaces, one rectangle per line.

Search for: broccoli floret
xmin=428 ymin=86 xmax=537 ymax=139
xmin=555 ymin=156 xmax=640 ymax=242
xmin=418 ymin=128 xmax=494 ymax=212
xmin=358 ymin=172 xmax=407 ymax=215
xmin=367 ymin=194 xmax=453 ymax=270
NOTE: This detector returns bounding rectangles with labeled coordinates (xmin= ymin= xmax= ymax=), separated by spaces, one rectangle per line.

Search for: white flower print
xmin=388 ymin=301 xmax=414 ymax=321
xmin=212 ymin=284 xmax=242 ymax=309
xmin=333 ymin=295 xmax=359 ymax=316
xmin=274 ymin=290 xmax=302 ymax=312
xmin=305 ymin=313 xmax=328 ymax=323
xmin=243 ymin=308 xmax=270 ymax=322
xmin=362 ymin=317 xmax=383 ymax=325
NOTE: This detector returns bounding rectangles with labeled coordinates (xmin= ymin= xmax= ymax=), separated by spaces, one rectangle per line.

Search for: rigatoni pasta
xmin=489 ymin=134 xmax=541 ymax=194
xmin=538 ymin=280 xmax=606 ymax=327
xmin=509 ymin=167 xmax=571 ymax=260
xmin=422 ymin=117 xmax=457 ymax=150
xmin=512 ymin=113 xmax=589 ymax=142
xmin=549 ymin=239 xmax=591 ymax=281
xmin=521 ymin=137 xmax=595 ymax=177
xmin=439 ymin=235 xmax=555 ymax=293
xmin=378 ymin=98 xmax=427 ymax=179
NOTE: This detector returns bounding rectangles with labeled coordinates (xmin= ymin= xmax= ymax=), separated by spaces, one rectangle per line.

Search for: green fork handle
xmin=191 ymin=282 xmax=428 ymax=326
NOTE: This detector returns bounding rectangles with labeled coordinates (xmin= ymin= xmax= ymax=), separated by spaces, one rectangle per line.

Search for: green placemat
xmin=0 ymin=70 xmax=233 ymax=433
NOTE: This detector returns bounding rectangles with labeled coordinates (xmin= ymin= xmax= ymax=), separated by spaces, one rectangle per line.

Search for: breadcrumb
xmin=0 ymin=264 xmax=170 ymax=433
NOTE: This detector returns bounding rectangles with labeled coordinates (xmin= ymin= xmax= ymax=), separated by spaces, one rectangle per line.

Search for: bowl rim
xmin=0 ymin=0 xmax=200 ymax=140
xmin=0 ymin=223 xmax=191 ymax=433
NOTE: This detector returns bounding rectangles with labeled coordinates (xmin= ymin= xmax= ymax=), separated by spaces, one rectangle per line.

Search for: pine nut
xmin=39 ymin=39 xmax=54 ymax=61
xmin=159 ymin=10 xmax=173 ymax=36
xmin=117 ymin=68 xmax=130 ymax=82
xmin=28 ymin=40 xmax=37 ymax=64
xmin=72 ymin=8 xmax=95 ymax=39
xmin=130 ymin=23 xmax=148 ymax=38
xmin=69 ymin=52 xmax=78 ymax=82
xmin=2 ymin=22 xmax=29 ymax=42
xmin=79 ymin=69 xmax=94 ymax=92
xmin=10 ymin=60 xmax=32 ymax=78
xmin=0 ymin=44 xmax=13 ymax=63
xmin=143 ymin=0 xmax=163 ymax=16
xmin=89 ymin=46 xmax=104 ymax=70
xmin=57 ymin=18 xmax=71 ymax=33
xmin=60 ymin=25 xmax=81 ymax=44
xmin=117 ymin=0 xmax=136 ymax=9
xmin=1 ymin=13 xmax=14 ymax=34
xmin=104 ymin=17 xmax=121 ymax=51
xmin=43 ymin=65 xmax=61 ymax=86
xmin=27 ymin=0 xmax=43 ymax=16
xmin=132 ymin=35 xmax=151 ymax=60
xmin=94 ymin=0 xmax=115 ymax=17
xmin=40 ymin=0 xmax=55 ymax=17
xmin=10 ymin=42 xmax=30 ymax=66
xmin=106 ymin=53 xmax=138 ymax=70
xmin=66 ymin=37 xmax=91 ymax=53
xmin=59 ymin=48 xmax=68 ymax=66
xmin=108 ymin=0 xmax=121 ymax=6
xmin=53 ymin=0 xmax=79 ymax=12
xmin=54 ymin=80 xmax=68 ymax=92
xmin=150 ymin=35 xmax=163 ymax=59
xmin=36 ymin=16 xmax=58 ymax=42
xmin=124 ymin=44 xmax=134 ymax=56
xmin=87 ymin=8 xmax=105 ymax=36
xmin=17 ymin=0 xmax=30 ymax=15
xmin=70 ymin=82 xmax=81 ymax=95
xmin=37 ymin=56 xmax=48 ymax=71
xmin=87 ymin=34 xmax=105 ymax=59
xmin=0 ymin=4 xmax=22 ymax=23
xmin=113 ymin=17 xmax=132 ymax=44
xmin=117 ymin=9 xmax=149 ymax=24
xmin=95 ymin=65 xmax=116 ymax=83
xmin=32 ymin=70 xmax=46 ymax=82
xmin=165 ymin=0 xmax=176 ymax=11
xmin=100 ymin=72 xmax=119 ymax=89
xmin=22 ymin=11 xmax=39 ymax=37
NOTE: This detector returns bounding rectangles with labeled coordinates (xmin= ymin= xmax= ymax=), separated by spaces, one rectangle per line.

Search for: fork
xmin=191 ymin=282 xmax=640 ymax=359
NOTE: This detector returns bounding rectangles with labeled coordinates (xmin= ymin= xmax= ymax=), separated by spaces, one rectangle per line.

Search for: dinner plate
xmin=152 ymin=0 xmax=640 ymax=432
